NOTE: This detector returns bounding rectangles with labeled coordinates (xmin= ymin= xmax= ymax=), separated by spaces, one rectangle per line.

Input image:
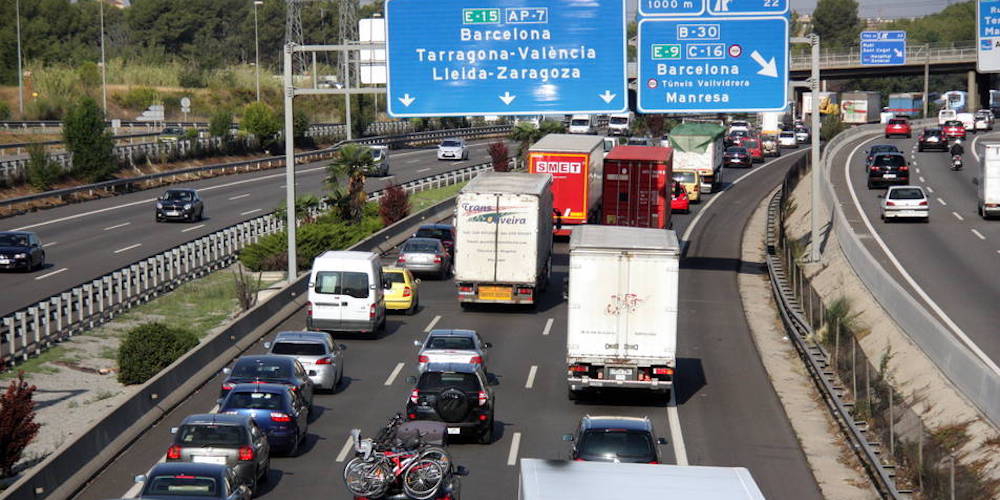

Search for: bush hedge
xmin=117 ymin=322 xmax=199 ymax=385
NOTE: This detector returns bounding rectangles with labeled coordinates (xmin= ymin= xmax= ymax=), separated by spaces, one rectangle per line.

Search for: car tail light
xmin=270 ymin=412 xmax=292 ymax=422
xmin=306 ymin=301 xmax=312 ymax=317
xmin=478 ymin=390 xmax=488 ymax=406
xmin=870 ymin=166 xmax=879 ymax=172
xmin=397 ymin=256 xmax=406 ymax=264
xmin=221 ymin=382 xmax=235 ymax=391
xmin=403 ymin=286 xmax=412 ymax=297
xmin=167 ymin=445 xmax=182 ymax=459
xmin=434 ymin=255 xmax=443 ymax=264
xmin=288 ymin=386 xmax=298 ymax=391
xmin=316 ymin=357 xmax=333 ymax=365
xmin=653 ymin=367 xmax=674 ymax=375
xmin=410 ymin=389 xmax=420 ymax=404
xmin=470 ymin=355 xmax=483 ymax=364
xmin=479 ymin=414 xmax=489 ymax=421
xmin=886 ymin=201 xmax=896 ymax=206
xmin=369 ymin=303 xmax=376 ymax=320
xmin=899 ymin=166 xmax=909 ymax=171
xmin=919 ymin=200 xmax=928 ymax=206
xmin=408 ymin=413 xmax=417 ymax=420
xmin=238 ymin=445 xmax=254 ymax=461
xmin=569 ymin=365 xmax=588 ymax=373
xmin=574 ymin=458 xmax=586 ymax=462
xmin=174 ymin=474 xmax=196 ymax=479
xmin=418 ymin=355 xmax=430 ymax=363
xmin=648 ymin=460 xmax=659 ymax=464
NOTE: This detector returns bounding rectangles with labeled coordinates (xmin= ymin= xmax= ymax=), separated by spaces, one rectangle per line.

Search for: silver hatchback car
xmin=166 ymin=413 xmax=270 ymax=493
xmin=265 ymin=331 xmax=344 ymax=392
xmin=414 ymin=329 xmax=492 ymax=372
xmin=397 ymin=237 xmax=452 ymax=279
xmin=881 ymin=186 xmax=929 ymax=223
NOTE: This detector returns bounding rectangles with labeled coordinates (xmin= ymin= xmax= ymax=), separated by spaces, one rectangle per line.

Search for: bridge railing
xmin=790 ymin=40 xmax=977 ymax=70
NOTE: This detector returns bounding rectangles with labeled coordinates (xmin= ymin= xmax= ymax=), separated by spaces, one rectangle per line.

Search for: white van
xmin=307 ymin=251 xmax=387 ymax=335
xmin=607 ymin=112 xmax=632 ymax=136
xmin=568 ymin=114 xmax=595 ymax=134
xmin=938 ymin=108 xmax=957 ymax=126
xmin=957 ymin=112 xmax=976 ymax=132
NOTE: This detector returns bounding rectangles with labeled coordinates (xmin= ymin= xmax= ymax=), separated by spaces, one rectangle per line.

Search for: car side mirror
xmin=382 ymin=279 xmax=392 ymax=290
xmin=454 ymin=465 xmax=470 ymax=477
xmin=562 ymin=434 xmax=574 ymax=442
xmin=413 ymin=340 xmax=422 ymax=347
xmin=222 ymin=367 xmax=232 ymax=375
xmin=405 ymin=376 xmax=417 ymax=384
xmin=414 ymin=278 xmax=422 ymax=284
xmin=339 ymin=344 xmax=347 ymax=351
xmin=657 ymin=437 xmax=668 ymax=445
xmin=134 ymin=474 xmax=147 ymax=483
xmin=483 ymin=342 xmax=493 ymax=349
xmin=170 ymin=427 xmax=178 ymax=434
xmin=217 ymin=398 xmax=224 ymax=406
xmin=263 ymin=341 xmax=271 ymax=349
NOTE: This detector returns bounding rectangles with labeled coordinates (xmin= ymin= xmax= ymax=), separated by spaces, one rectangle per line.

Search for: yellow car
xmin=383 ymin=267 xmax=420 ymax=315
xmin=672 ymin=168 xmax=702 ymax=203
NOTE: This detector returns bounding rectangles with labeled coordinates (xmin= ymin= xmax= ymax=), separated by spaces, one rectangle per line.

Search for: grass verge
xmin=409 ymin=181 xmax=466 ymax=212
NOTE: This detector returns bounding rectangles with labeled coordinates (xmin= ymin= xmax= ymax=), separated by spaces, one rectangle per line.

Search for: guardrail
xmin=790 ymin=41 xmax=976 ymax=70
xmin=0 ymin=159 xmax=502 ymax=369
xmin=0 ymin=125 xmax=513 ymax=216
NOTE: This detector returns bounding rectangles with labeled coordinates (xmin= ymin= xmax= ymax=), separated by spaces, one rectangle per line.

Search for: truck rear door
xmin=621 ymin=251 xmax=677 ymax=361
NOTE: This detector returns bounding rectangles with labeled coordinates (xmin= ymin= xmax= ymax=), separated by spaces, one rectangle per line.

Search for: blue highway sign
xmin=860 ymin=31 xmax=906 ymax=65
xmin=637 ymin=17 xmax=788 ymax=113
xmin=385 ymin=0 xmax=627 ymax=117
xmin=639 ymin=0 xmax=788 ymax=17
xmin=979 ymin=0 xmax=1000 ymax=73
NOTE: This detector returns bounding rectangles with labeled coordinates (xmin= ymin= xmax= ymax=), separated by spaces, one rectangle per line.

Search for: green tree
xmin=25 ymin=143 xmax=63 ymax=191
xmin=241 ymin=101 xmax=281 ymax=142
xmin=510 ymin=122 xmax=541 ymax=161
xmin=0 ymin=101 xmax=10 ymax=121
xmin=293 ymin=107 xmax=311 ymax=146
xmin=209 ymin=109 xmax=233 ymax=137
xmin=812 ymin=0 xmax=862 ymax=50
xmin=326 ymin=144 xmax=374 ymax=223
xmin=63 ymin=97 xmax=115 ymax=182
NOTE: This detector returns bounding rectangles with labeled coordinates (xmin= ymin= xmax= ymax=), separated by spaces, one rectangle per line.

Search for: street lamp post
xmin=99 ymin=0 xmax=108 ymax=113
xmin=254 ymin=0 xmax=264 ymax=102
xmin=15 ymin=0 xmax=24 ymax=115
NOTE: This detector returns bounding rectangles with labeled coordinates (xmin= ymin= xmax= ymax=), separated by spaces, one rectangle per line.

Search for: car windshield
xmin=314 ymin=271 xmax=370 ymax=298
xmin=230 ymin=359 xmax=290 ymax=379
xmin=795 ymin=128 xmax=808 ymax=134
xmin=384 ymin=271 xmax=406 ymax=285
xmin=370 ymin=149 xmax=385 ymax=160
xmin=145 ymin=475 xmax=219 ymax=497
xmin=224 ymin=391 xmax=286 ymax=410
xmin=578 ymin=430 xmax=655 ymax=460
xmin=415 ymin=228 xmax=450 ymax=240
xmin=163 ymin=191 xmax=193 ymax=201
xmin=176 ymin=424 xmax=246 ymax=447
xmin=889 ymin=188 xmax=925 ymax=200
xmin=440 ymin=140 xmax=462 ymax=148
xmin=403 ymin=241 xmax=439 ymax=254
xmin=610 ymin=117 xmax=628 ymax=124
xmin=271 ymin=342 xmax=325 ymax=356
xmin=871 ymin=146 xmax=899 ymax=154
xmin=427 ymin=336 xmax=475 ymax=350
xmin=570 ymin=119 xmax=589 ymax=126
xmin=0 ymin=234 xmax=28 ymax=247
xmin=673 ymin=172 xmax=696 ymax=183
xmin=418 ymin=371 xmax=481 ymax=392
xmin=162 ymin=127 xmax=183 ymax=135
xmin=873 ymin=155 xmax=906 ymax=167
xmin=726 ymin=147 xmax=747 ymax=154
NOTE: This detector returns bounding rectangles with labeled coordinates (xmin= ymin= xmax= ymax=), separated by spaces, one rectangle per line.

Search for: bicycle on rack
xmin=343 ymin=416 xmax=452 ymax=500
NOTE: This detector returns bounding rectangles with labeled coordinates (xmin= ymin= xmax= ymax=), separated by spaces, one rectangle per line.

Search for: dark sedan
xmin=865 ymin=144 xmax=902 ymax=169
xmin=867 ymin=152 xmax=910 ymax=189
xmin=134 ymin=462 xmax=251 ymax=499
xmin=219 ymin=383 xmax=309 ymax=456
xmin=0 ymin=231 xmax=45 ymax=272
xmin=219 ymin=355 xmax=314 ymax=410
xmin=156 ymin=188 xmax=205 ymax=223
xmin=562 ymin=415 xmax=668 ymax=464
xmin=723 ymin=146 xmax=752 ymax=168
xmin=917 ymin=128 xmax=948 ymax=152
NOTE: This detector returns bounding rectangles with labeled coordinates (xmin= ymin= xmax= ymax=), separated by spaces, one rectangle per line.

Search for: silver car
xmin=881 ymin=186 xmax=929 ymax=223
xmin=166 ymin=413 xmax=270 ymax=493
xmin=396 ymin=237 xmax=452 ymax=279
xmin=265 ymin=331 xmax=344 ymax=392
xmin=437 ymin=138 xmax=468 ymax=160
xmin=414 ymin=329 xmax=492 ymax=372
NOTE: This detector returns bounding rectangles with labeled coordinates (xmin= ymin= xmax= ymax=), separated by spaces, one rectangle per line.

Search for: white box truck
xmin=840 ymin=91 xmax=882 ymax=124
xmin=667 ymin=122 xmax=725 ymax=193
xmin=607 ymin=112 xmax=632 ymax=136
xmin=565 ymin=226 xmax=679 ymax=400
xmin=455 ymin=172 xmax=553 ymax=306
xmin=979 ymin=144 xmax=1000 ymax=218
xmin=518 ymin=459 xmax=766 ymax=500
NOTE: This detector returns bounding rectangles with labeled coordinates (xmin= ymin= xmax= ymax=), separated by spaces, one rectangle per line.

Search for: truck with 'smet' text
xmin=528 ymin=134 xmax=605 ymax=235
xmin=454 ymin=172 xmax=553 ymax=307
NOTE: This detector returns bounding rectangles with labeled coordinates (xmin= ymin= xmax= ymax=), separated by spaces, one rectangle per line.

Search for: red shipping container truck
xmin=601 ymin=146 xmax=673 ymax=229
xmin=527 ymin=134 xmax=605 ymax=235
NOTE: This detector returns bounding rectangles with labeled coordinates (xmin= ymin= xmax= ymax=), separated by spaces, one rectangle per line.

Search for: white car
xmin=794 ymin=127 xmax=811 ymax=144
xmin=414 ymin=329 xmax=491 ymax=372
xmin=728 ymin=120 xmax=751 ymax=134
xmin=778 ymin=131 xmax=798 ymax=148
xmin=437 ymin=138 xmax=468 ymax=161
xmin=881 ymin=186 xmax=929 ymax=223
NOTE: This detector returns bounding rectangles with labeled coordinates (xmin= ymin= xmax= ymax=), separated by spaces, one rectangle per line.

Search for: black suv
xmin=156 ymin=188 xmax=205 ymax=223
xmin=865 ymin=144 xmax=902 ymax=169
xmin=562 ymin=415 xmax=667 ymax=464
xmin=405 ymin=362 xmax=495 ymax=444
xmin=0 ymin=231 xmax=45 ymax=272
xmin=867 ymin=152 xmax=910 ymax=189
xmin=917 ymin=128 xmax=948 ymax=152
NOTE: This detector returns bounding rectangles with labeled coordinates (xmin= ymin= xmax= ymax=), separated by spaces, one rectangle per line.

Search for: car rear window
xmin=673 ymin=172 xmax=696 ymax=183
xmin=889 ymin=119 xmax=907 ymax=125
xmin=224 ymin=391 xmax=286 ymax=410
xmin=441 ymin=140 xmax=462 ymax=147
xmin=384 ymin=271 xmax=406 ymax=284
xmin=418 ymin=372 xmax=481 ymax=392
xmin=271 ymin=342 xmax=326 ymax=356
xmin=231 ymin=359 xmax=290 ymax=378
xmin=176 ymin=424 xmax=247 ymax=447
xmin=889 ymin=188 xmax=925 ymax=200
xmin=945 ymin=121 xmax=962 ymax=127
xmin=780 ymin=132 xmax=795 ymax=137
xmin=726 ymin=147 xmax=747 ymax=154
xmin=744 ymin=140 xmax=759 ymax=148
xmin=403 ymin=241 xmax=440 ymax=254
xmin=427 ymin=336 xmax=475 ymax=350
xmin=873 ymin=155 xmax=906 ymax=167
xmin=314 ymin=271 xmax=370 ymax=298
xmin=146 ymin=475 xmax=218 ymax=496
xmin=415 ymin=228 xmax=451 ymax=239
xmin=578 ymin=430 xmax=655 ymax=461
xmin=871 ymin=146 xmax=900 ymax=154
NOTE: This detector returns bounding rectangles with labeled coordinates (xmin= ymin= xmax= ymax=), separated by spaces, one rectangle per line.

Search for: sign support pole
xmin=809 ymin=33 xmax=822 ymax=263
xmin=924 ymin=44 xmax=930 ymax=119
xmin=283 ymin=43 xmax=298 ymax=283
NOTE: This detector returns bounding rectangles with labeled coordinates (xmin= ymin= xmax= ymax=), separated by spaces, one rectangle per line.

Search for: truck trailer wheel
xmin=567 ymin=388 xmax=580 ymax=401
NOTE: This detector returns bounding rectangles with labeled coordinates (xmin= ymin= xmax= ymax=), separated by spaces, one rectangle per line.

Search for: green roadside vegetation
xmin=410 ymin=182 xmax=467 ymax=212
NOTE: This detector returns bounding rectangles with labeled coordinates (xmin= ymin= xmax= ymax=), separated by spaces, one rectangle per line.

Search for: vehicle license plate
xmin=608 ymin=367 xmax=633 ymax=381
xmin=447 ymin=427 xmax=461 ymax=435
xmin=167 ymin=211 xmax=180 ymax=216
xmin=192 ymin=455 xmax=227 ymax=465
xmin=478 ymin=286 xmax=512 ymax=301
xmin=0 ymin=259 xmax=8 ymax=264
xmin=883 ymin=174 xmax=896 ymax=179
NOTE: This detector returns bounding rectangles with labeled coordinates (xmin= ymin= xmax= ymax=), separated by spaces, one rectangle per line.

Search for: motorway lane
xmin=75 ymin=147 xmax=821 ymax=499
xmin=834 ymin=131 xmax=1000 ymax=368
xmin=0 ymin=141 xmax=505 ymax=315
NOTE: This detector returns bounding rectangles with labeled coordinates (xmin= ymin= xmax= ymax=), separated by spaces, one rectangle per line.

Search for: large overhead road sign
xmin=860 ymin=31 xmax=906 ymax=66
xmin=385 ymin=0 xmax=627 ymax=117
xmin=637 ymin=17 xmax=788 ymax=113
xmin=639 ymin=0 xmax=788 ymax=17
xmin=979 ymin=0 xmax=1000 ymax=73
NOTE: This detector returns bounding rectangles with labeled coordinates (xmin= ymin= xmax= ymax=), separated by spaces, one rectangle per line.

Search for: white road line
xmin=104 ymin=222 xmax=131 ymax=231
xmin=915 ymin=168 xmax=921 ymax=174
xmin=423 ymin=315 xmax=441 ymax=332
xmin=34 ymin=267 xmax=68 ymax=280
xmin=42 ymin=241 xmax=57 ymax=248
xmin=667 ymin=393 xmax=688 ymax=466
xmin=384 ymin=362 xmax=405 ymax=386
xmin=506 ymin=432 xmax=522 ymax=466
xmin=541 ymin=318 xmax=554 ymax=336
xmin=228 ymin=193 xmax=251 ymax=200
xmin=926 ymin=186 xmax=934 ymax=193
xmin=844 ymin=136 xmax=1000 ymax=376
xmin=972 ymin=229 xmax=986 ymax=240
xmin=416 ymin=167 xmax=431 ymax=173
xmin=240 ymin=209 xmax=262 ymax=216
xmin=953 ymin=211 xmax=964 ymax=221
xmin=114 ymin=243 xmax=142 ymax=254
xmin=181 ymin=224 xmax=205 ymax=233
xmin=525 ymin=365 xmax=538 ymax=389
xmin=919 ymin=176 xmax=926 ymax=183
xmin=336 ymin=435 xmax=355 ymax=462
xmin=937 ymin=197 xmax=947 ymax=206
xmin=407 ymin=159 xmax=421 ymax=164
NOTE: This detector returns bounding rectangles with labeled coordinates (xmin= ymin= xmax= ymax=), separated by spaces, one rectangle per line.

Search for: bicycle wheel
xmin=419 ymin=446 xmax=451 ymax=470
xmin=343 ymin=457 xmax=391 ymax=498
xmin=402 ymin=458 xmax=445 ymax=500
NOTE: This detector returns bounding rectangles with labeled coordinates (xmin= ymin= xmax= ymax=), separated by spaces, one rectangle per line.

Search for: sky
xmin=789 ymin=0 xmax=951 ymax=18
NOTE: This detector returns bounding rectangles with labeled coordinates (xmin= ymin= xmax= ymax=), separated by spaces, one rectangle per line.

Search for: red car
xmin=884 ymin=118 xmax=911 ymax=138
xmin=740 ymin=137 xmax=765 ymax=163
xmin=942 ymin=120 xmax=966 ymax=140
xmin=670 ymin=182 xmax=690 ymax=214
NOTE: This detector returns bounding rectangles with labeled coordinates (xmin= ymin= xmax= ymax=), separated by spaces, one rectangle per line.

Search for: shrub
xmin=379 ymin=184 xmax=411 ymax=226
xmin=178 ymin=66 xmax=206 ymax=88
xmin=0 ymin=371 xmax=40 ymax=478
xmin=241 ymin=101 xmax=281 ymax=142
xmin=25 ymin=97 xmax=65 ymax=120
xmin=821 ymin=114 xmax=849 ymax=142
xmin=117 ymin=322 xmax=199 ymax=385
xmin=63 ymin=97 xmax=116 ymax=182
xmin=0 ymin=101 xmax=10 ymax=120
xmin=77 ymin=62 xmax=101 ymax=90
xmin=209 ymin=110 xmax=233 ymax=137
xmin=25 ymin=143 xmax=63 ymax=191
xmin=184 ymin=128 xmax=199 ymax=140
xmin=116 ymin=87 xmax=159 ymax=111
xmin=488 ymin=141 xmax=509 ymax=172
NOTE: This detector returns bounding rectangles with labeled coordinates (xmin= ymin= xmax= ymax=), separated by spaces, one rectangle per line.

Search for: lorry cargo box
xmin=528 ymin=134 xmax=604 ymax=234
xmin=667 ymin=122 xmax=725 ymax=193
xmin=601 ymin=145 xmax=673 ymax=229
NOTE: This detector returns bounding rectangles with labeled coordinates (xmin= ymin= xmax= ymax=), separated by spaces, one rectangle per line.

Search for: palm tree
xmin=510 ymin=122 xmax=541 ymax=163
xmin=326 ymin=144 xmax=375 ymax=223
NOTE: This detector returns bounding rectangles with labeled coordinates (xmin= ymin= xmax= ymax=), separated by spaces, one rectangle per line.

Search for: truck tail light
xmin=167 ymin=445 xmax=182 ymax=460
xmin=478 ymin=391 xmax=488 ymax=406
xmin=238 ymin=446 xmax=255 ymax=461
xmin=517 ymin=287 xmax=533 ymax=296
xmin=458 ymin=285 xmax=474 ymax=295
xmin=370 ymin=303 xmax=376 ymax=319
xmin=652 ymin=367 xmax=674 ymax=375
xmin=569 ymin=364 xmax=588 ymax=374
xmin=410 ymin=389 xmax=420 ymax=404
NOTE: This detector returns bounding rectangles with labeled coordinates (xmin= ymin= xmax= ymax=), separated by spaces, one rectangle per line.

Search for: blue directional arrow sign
xmin=639 ymin=0 xmax=788 ymax=17
xmin=385 ymin=0 xmax=627 ymax=117
xmin=860 ymin=31 xmax=906 ymax=65
xmin=637 ymin=17 xmax=788 ymax=113
xmin=979 ymin=0 xmax=1000 ymax=72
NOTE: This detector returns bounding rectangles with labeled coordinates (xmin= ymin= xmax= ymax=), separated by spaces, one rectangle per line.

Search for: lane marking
xmin=43 ymin=241 xmax=57 ymax=248
xmin=228 ymin=193 xmax=251 ymax=201
xmin=915 ymin=168 xmax=921 ymax=174
xmin=416 ymin=167 xmax=431 ymax=173
xmin=114 ymin=243 xmax=142 ymax=254
xmin=181 ymin=224 xmax=205 ymax=233
xmin=844 ymin=135 xmax=1000 ymax=376
xmin=240 ymin=209 xmax=262 ymax=216
xmin=919 ymin=176 xmax=926 ymax=183
xmin=926 ymin=186 xmax=934 ymax=194
xmin=668 ymin=393 xmax=689 ymax=466
xmin=525 ymin=365 xmax=537 ymax=389
xmin=384 ymin=362 xmax=405 ymax=386
xmin=34 ymin=267 xmax=67 ymax=280
xmin=104 ymin=222 xmax=131 ymax=231
xmin=953 ymin=211 xmax=964 ymax=221
xmin=506 ymin=432 xmax=522 ymax=466
xmin=541 ymin=318 xmax=554 ymax=336
xmin=407 ymin=159 xmax=421 ymax=164
xmin=937 ymin=198 xmax=947 ymax=206
xmin=972 ymin=229 xmax=986 ymax=240
xmin=423 ymin=315 xmax=441 ymax=332
xmin=336 ymin=435 xmax=355 ymax=462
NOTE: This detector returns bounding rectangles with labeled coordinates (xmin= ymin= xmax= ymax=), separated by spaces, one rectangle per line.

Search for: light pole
xmin=99 ymin=0 xmax=108 ymax=113
xmin=15 ymin=0 xmax=24 ymax=115
xmin=254 ymin=0 xmax=263 ymax=102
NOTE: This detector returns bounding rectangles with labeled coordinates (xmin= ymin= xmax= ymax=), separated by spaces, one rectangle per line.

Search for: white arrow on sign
xmin=598 ymin=90 xmax=616 ymax=104
xmin=398 ymin=94 xmax=416 ymax=107
xmin=893 ymin=48 xmax=904 ymax=57
xmin=499 ymin=91 xmax=517 ymax=105
xmin=750 ymin=51 xmax=778 ymax=78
